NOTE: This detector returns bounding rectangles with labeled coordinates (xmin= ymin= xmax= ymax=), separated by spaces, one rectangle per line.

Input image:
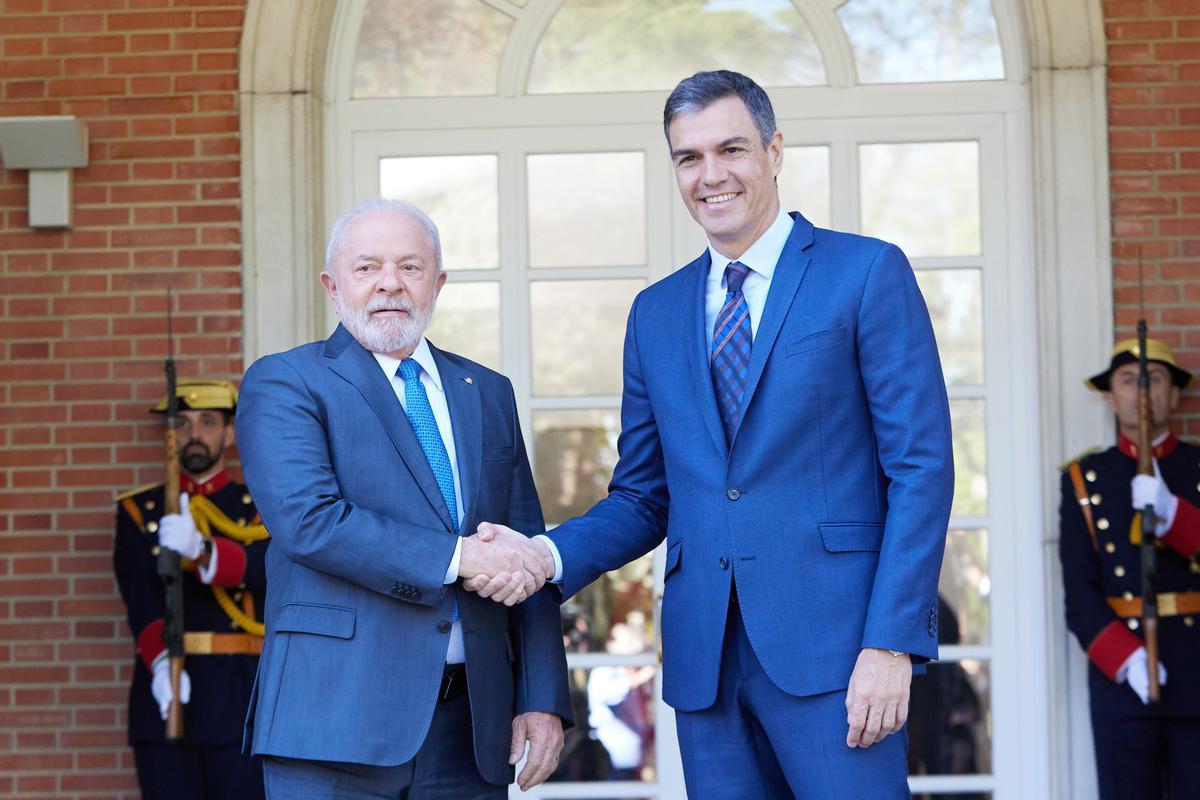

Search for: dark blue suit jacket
xmin=237 ymin=326 xmax=571 ymax=783
xmin=550 ymin=213 xmax=954 ymax=711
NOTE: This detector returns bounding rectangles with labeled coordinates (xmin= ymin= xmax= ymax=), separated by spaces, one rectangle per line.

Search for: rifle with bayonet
xmin=157 ymin=287 xmax=186 ymax=740
xmin=1134 ymin=265 xmax=1161 ymax=704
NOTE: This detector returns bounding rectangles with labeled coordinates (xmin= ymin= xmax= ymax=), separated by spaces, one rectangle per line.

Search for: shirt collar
xmin=372 ymin=338 xmax=443 ymax=393
xmin=181 ymin=468 xmax=230 ymax=497
xmin=707 ymin=208 xmax=794 ymax=286
xmin=1117 ymin=430 xmax=1178 ymax=461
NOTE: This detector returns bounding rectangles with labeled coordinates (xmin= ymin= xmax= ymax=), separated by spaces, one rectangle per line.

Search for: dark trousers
xmin=135 ymin=742 xmax=264 ymax=800
xmin=1092 ymin=713 xmax=1200 ymax=800
xmin=675 ymin=592 xmax=911 ymax=800
xmin=262 ymin=691 xmax=505 ymax=799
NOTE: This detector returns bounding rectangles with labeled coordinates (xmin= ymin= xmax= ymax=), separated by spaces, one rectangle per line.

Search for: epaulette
xmin=1058 ymin=446 xmax=1102 ymax=473
xmin=113 ymin=482 xmax=161 ymax=503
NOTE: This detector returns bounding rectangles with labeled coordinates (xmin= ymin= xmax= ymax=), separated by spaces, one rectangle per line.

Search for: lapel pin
xmin=463 ymin=376 xmax=473 ymax=385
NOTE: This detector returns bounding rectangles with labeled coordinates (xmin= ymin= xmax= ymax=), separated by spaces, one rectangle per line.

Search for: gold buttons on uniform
xmin=1114 ymin=565 xmax=1126 ymax=577
xmin=242 ymin=494 xmax=252 ymax=505
xmin=1090 ymin=493 xmax=1102 ymax=505
xmin=1185 ymin=617 xmax=1195 ymax=627
xmin=1191 ymin=561 xmax=1200 ymax=574
xmin=1097 ymin=518 xmax=1110 ymax=530
xmin=1123 ymin=591 xmax=1134 ymax=601
xmin=1127 ymin=619 xmax=1140 ymax=630
xmin=1086 ymin=470 xmax=1097 ymax=482
xmin=145 ymin=500 xmax=156 ymax=510
xmin=237 ymin=517 xmax=246 ymax=526
xmin=1105 ymin=542 xmax=1116 ymax=553
xmin=147 ymin=521 xmax=158 ymax=533
xmin=151 ymin=546 xmax=161 ymax=556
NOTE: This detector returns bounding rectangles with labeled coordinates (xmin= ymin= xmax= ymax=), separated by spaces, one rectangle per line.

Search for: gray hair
xmin=663 ymin=70 xmax=777 ymax=149
xmin=324 ymin=198 xmax=443 ymax=275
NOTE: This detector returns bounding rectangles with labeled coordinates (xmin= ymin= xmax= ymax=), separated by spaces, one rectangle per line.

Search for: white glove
xmin=1119 ymin=646 xmax=1168 ymax=704
xmin=150 ymin=653 xmax=192 ymax=720
xmin=158 ymin=492 xmax=204 ymax=559
xmin=1131 ymin=460 xmax=1179 ymax=536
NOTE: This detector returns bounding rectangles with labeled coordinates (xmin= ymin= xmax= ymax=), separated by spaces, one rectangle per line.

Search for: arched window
xmin=326 ymin=2 xmax=1031 ymax=795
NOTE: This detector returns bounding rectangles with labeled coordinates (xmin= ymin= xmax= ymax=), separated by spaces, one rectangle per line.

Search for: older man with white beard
xmin=235 ymin=199 xmax=572 ymax=799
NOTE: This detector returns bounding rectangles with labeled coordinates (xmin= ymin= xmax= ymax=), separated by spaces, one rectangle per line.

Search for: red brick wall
xmin=0 ymin=1 xmax=246 ymax=797
xmin=1106 ymin=0 xmax=1200 ymax=436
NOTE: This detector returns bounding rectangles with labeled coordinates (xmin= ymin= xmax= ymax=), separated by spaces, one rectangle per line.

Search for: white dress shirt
xmin=372 ymin=338 xmax=466 ymax=663
xmin=538 ymin=209 xmax=798 ymax=583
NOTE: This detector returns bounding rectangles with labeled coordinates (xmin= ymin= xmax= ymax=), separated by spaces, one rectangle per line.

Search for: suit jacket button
xmin=391 ymin=583 xmax=402 ymax=596
xmin=726 ymin=488 xmax=741 ymax=501
xmin=719 ymin=557 xmax=729 ymax=569
xmin=438 ymin=621 xmax=451 ymax=634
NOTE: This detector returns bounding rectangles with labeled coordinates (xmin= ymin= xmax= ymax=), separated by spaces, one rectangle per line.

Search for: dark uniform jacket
xmin=113 ymin=470 xmax=268 ymax=745
xmin=1059 ymin=433 xmax=1200 ymax=721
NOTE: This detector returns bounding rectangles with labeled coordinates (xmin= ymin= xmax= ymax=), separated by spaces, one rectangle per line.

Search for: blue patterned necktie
xmin=397 ymin=358 xmax=460 ymax=620
xmin=710 ymin=261 xmax=753 ymax=444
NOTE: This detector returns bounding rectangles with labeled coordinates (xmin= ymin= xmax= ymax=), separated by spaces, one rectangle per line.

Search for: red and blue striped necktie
xmin=710 ymin=261 xmax=753 ymax=445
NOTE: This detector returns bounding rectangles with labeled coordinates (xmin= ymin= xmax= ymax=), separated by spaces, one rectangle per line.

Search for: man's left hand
xmin=845 ymin=647 xmax=911 ymax=748
xmin=509 ymin=711 xmax=564 ymax=791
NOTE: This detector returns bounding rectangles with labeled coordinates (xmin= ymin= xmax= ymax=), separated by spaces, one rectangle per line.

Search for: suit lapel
xmin=732 ymin=214 xmax=814 ymax=444
xmin=432 ymin=347 xmax=481 ymax=530
xmin=682 ymin=250 xmax=730 ymax=457
xmin=323 ymin=326 xmax=455 ymax=533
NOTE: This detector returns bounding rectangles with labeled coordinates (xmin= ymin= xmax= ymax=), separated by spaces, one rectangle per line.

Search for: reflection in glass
xmin=528 ymin=153 xmax=646 ymax=267
xmin=951 ymin=400 xmax=987 ymax=517
xmin=379 ymin=155 xmax=499 ymax=270
xmin=860 ymin=142 xmax=981 ymax=258
xmin=424 ymin=282 xmax=500 ymax=370
xmin=779 ymin=146 xmax=831 ymax=229
xmin=940 ymin=529 xmax=989 ymax=645
xmin=838 ymin=0 xmax=1004 ymax=84
xmin=534 ymin=409 xmax=620 ymax=526
xmin=916 ymin=269 xmax=983 ymax=386
xmin=908 ymin=659 xmax=991 ymax=778
xmin=530 ymin=280 xmax=643 ymax=397
xmin=528 ymin=0 xmax=825 ymax=93
xmin=549 ymin=663 xmax=657 ymax=784
xmin=560 ymin=552 xmax=655 ymax=656
xmin=353 ymin=0 xmax=512 ymax=98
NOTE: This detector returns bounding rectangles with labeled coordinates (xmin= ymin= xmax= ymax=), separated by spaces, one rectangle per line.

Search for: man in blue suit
xmin=468 ymin=71 xmax=954 ymax=798
xmin=237 ymin=199 xmax=572 ymax=798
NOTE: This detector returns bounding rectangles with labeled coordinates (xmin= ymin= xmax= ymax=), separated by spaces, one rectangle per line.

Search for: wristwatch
xmin=887 ymin=649 xmax=904 ymax=657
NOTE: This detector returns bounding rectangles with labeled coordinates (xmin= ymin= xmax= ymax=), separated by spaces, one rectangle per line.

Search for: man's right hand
xmin=458 ymin=523 xmax=553 ymax=606
xmin=150 ymin=654 xmax=191 ymax=720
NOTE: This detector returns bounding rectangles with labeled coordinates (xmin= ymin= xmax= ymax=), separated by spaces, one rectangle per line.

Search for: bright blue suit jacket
xmin=549 ymin=212 xmax=954 ymax=712
xmin=237 ymin=326 xmax=571 ymax=782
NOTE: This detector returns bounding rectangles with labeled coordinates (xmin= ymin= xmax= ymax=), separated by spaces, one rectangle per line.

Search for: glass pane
xmin=425 ymin=282 xmax=500 ymax=370
xmin=530 ymin=280 xmax=643 ymax=397
xmin=939 ymin=529 xmax=989 ymax=645
xmin=916 ymin=269 xmax=983 ymax=386
xmin=778 ymin=146 xmax=830 ymax=230
xmin=859 ymin=142 xmax=981 ymax=258
xmin=838 ymin=0 xmax=1004 ymax=84
xmin=528 ymin=153 xmax=646 ymax=267
xmin=549 ymin=664 xmax=657 ymax=783
xmin=379 ymin=155 xmax=499 ymax=270
xmin=908 ymin=660 xmax=992 ymax=776
xmin=559 ymin=552 xmax=655 ymax=656
xmin=534 ymin=409 xmax=620 ymax=526
xmin=353 ymin=0 xmax=512 ymax=98
xmin=951 ymin=400 xmax=987 ymax=517
xmin=528 ymin=0 xmax=825 ymax=94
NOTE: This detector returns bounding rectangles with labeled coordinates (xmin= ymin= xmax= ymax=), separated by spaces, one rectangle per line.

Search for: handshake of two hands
xmin=456 ymin=523 xmax=555 ymax=606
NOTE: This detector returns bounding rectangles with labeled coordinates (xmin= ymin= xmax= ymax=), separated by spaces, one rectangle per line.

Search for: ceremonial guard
xmin=113 ymin=380 xmax=269 ymax=800
xmin=1059 ymin=339 xmax=1200 ymax=800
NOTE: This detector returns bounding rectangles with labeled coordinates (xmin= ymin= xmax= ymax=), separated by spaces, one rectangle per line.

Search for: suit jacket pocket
xmin=664 ymin=540 xmax=683 ymax=579
xmin=785 ymin=326 xmax=846 ymax=357
xmin=273 ymin=602 xmax=356 ymax=639
xmin=819 ymin=523 xmax=884 ymax=553
xmin=482 ymin=444 xmax=513 ymax=462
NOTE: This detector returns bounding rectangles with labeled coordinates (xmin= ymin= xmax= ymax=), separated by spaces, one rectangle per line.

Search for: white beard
xmin=335 ymin=293 xmax=434 ymax=356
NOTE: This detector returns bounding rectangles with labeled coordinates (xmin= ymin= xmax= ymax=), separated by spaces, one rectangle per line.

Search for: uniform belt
xmin=183 ymin=632 xmax=263 ymax=656
xmin=439 ymin=663 xmax=467 ymax=704
xmin=1107 ymin=592 xmax=1200 ymax=618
